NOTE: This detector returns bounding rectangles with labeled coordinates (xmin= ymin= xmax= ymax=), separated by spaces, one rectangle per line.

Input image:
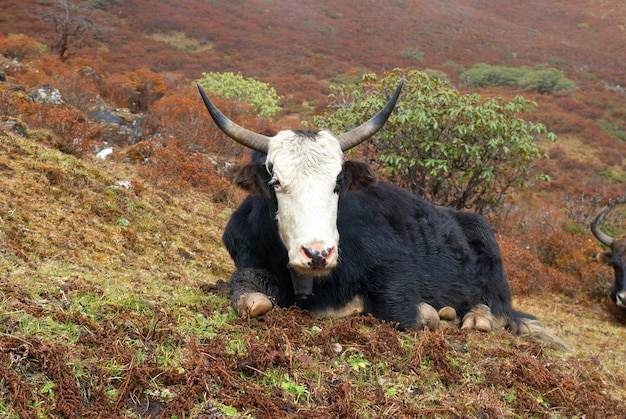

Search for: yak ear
xmin=596 ymin=252 xmax=612 ymax=265
xmin=336 ymin=161 xmax=377 ymax=195
xmin=234 ymin=163 xmax=272 ymax=197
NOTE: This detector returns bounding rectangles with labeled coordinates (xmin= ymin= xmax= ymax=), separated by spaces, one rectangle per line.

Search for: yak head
xmin=198 ymin=81 xmax=402 ymax=276
xmin=590 ymin=203 xmax=626 ymax=309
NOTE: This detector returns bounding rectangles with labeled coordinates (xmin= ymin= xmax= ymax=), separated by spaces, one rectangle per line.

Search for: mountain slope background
xmin=1 ymin=0 xmax=626 ymax=417
xmin=6 ymin=0 xmax=626 ymax=90
xmin=2 ymin=0 xmax=625 ymax=197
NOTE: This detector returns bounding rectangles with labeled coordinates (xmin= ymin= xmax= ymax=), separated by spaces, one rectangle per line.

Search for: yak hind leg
xmin=462 ymin=306 xmax=572 ymax=351
xmin=416 ymin=302 xmax=440 ymax=330
xmin=416 ymin=303 xmax=460 ymax=330
xmin=229 ymin=268 xmax=278 ymax=318
xmin=437 ymin=306 xmax=460 ymax=329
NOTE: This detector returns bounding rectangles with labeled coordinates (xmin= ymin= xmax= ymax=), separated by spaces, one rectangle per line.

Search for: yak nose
xmin=300 ymin=245 xmax=336 ymax=270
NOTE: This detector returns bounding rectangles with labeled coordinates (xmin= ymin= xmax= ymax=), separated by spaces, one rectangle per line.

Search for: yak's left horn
xmin=336 ymin=80 xmax=403 ymax=152
xmin=197 ymin=83 xmax=269 ymax=154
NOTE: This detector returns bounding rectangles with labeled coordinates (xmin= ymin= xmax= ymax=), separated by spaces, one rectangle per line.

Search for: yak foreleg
xmin=229 ymin=268 xmax=280 ymax=318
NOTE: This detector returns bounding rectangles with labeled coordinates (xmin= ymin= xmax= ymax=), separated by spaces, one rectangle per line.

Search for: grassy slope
xmin=0 ymin=130 xmax=233 ymax=281
xmin=1 ymin=126 xmax=625 ymax=417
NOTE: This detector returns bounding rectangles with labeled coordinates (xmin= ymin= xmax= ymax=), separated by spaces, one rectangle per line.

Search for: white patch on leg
xmin=314 ymin=295 xmax=364 ymax=318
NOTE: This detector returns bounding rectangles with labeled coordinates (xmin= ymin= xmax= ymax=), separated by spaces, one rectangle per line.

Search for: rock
xmin=31 ymin=85 xmax=65 ymax=105
xmin=89 ymin=104 xmax=144 ymax=147
xmin=96 ymin=147 xmax=113 ymax=159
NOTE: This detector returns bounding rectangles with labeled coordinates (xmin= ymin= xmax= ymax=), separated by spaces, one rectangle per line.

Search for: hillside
xmin=1 ymin=0 xmax=626 ymax=416
xmin=5 ymin=0 xmax=626 ymax=89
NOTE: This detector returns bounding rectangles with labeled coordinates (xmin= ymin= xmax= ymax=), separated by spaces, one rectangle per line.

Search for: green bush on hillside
xmin=462 ymin=64 xmax=575 ymax=94
xmin=314 ymin=68 xmax=556 ymax=214
xmin=196 ymin=71 xmax=282 ymax=119
xmin=596 ymin=119 xmax=626 ymax=142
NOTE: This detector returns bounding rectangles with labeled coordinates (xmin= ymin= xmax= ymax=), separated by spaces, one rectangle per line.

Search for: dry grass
xmin=540 ymin=133 xmax=601 ymax=164
xmin=146 ymin=31 xmax=214 ymax=52
xmin=0 ymin=129 xmax=234 ymax=281
xmin=514 ymin=293 xmax=626 ymax=403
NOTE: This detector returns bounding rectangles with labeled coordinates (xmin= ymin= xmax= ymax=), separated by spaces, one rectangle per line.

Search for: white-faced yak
xmin=198 ymin=82 xmax=570 ymax=351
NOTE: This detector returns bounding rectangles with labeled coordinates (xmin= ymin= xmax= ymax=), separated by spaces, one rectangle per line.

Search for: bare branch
xmin=35 ymin=0 xmax=109 ymax=62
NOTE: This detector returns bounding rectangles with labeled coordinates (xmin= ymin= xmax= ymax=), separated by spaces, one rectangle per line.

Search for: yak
xmin=590 ymin=202 xmax=626 ymax=315
xmin=198 ymin=81 xmax=569 ymax=351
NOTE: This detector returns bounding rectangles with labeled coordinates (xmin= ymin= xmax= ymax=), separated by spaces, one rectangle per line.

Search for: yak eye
xmin=268 ymin=177 xmax=281 ymax=191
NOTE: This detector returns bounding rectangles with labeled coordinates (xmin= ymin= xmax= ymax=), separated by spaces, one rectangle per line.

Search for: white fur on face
xmin=266 ymin=130 xmax=343 ymax=275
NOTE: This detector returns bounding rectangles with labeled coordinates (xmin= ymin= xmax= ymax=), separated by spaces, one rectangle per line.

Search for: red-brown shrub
xmin=142 ymin=91 xmax=216 ymax=152
xmin=0 ymin=34 xmax=42 ymax=60
xmin=10 ymin=55 xmax=72 ymax=88
xmin=101 ymin=68 xmax=168 ymax=112
xmin=499 ymin=235 xmax=576 ymax=297
xmin=557 ymin=97 xmax=579 ymax=112
xmin=0 ymin=84 xmax=97 ymax=156
xmin=138 ymin=139 xmax=244 ymax=203
xmin=503 ymin=208 xmax=615 ymax=303
xmin=29 ymin=105 xmax=99 ymax=157
xmin=598 ymin=148 xmax=624 ymax=166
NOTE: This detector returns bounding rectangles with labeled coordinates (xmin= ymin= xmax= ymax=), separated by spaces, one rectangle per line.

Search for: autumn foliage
xmin=137 ymin=139 xmax=245 ymax=204
xmin=82 ymin=68 xmax=166 ymax=114
xmin=0 ymin=34 xmax=43 ymax=60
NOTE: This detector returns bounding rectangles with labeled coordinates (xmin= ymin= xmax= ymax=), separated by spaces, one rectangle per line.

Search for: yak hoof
xmin=233 ymin=292 xmax=273 ymax=318
xmin=461 ymin=304 xmax=494 ymax=332
xmin=438 ymin=306 xmax=457 ymax=321
xmin=438 ymin=306 xmax=460 ymax=329
xmin=417 ymin=302 xmax=440 ymax=330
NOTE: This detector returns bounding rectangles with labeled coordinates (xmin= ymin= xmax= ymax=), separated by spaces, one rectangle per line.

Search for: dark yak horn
xmin=590 ymin=206 xmax=614 ymax=247
xmin=197 ymin=83 xmax=269 ymax=154
xmin=336 ymin=80 xmax=404 ymax=151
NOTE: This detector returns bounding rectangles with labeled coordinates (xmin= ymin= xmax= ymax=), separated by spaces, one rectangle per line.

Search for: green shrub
xmin=518 ymin=67 xmax=576 ymax=94
xmin=596 ymin=119 xmax=626 ymax=142
xmin=196 ymin=72 xmax=282 ymax=119
xmin=401 ymin=47 xmax=424 ymax=61
xmin=314 ymin=68 xmax=556 ymax=214
xmin=462 ymin=63 xmax=576 ymax=94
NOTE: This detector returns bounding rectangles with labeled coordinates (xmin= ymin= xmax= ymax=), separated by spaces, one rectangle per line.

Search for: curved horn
xmin=590 ymin=206 xmax=614 ymax=247
xmin=336 ymin=80 xmax=404 ymax=152
xmin=197 ymin=83 xmax=269 ymax=154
